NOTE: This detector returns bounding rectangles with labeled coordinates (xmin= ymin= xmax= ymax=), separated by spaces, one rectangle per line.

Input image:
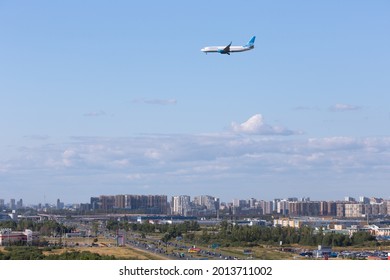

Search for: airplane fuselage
xmin=201 ymin=45 xmax=254 ymax=54
xmin=201 ymin=36 xmax=255 ymax=55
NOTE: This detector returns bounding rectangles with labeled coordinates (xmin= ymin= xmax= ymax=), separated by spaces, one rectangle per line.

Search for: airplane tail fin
xmin=244 ymin=36 xmax=256 ymax=47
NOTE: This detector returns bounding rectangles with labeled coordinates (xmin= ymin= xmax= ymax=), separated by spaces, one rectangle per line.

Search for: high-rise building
xmin=273 ymin=199 xmax=281 ymax=212
xmin=232 ymin=199 xmax=247 ymax=208
xmin=277 ymin=200 xmax=289 ymax=215
xmin=79 ymin=203 xmax=91 ymax=211
xmin=336 ymin=203 xmax=346 ymax=217
xmin=214 ymin=197 xmax=220 ymax=211
xmin=345 ymin=203 xmax=364 ymax=218
xmin=16 ymin=199 xmax=23 ymax=209
xmin=232 ymin=199 xmax=240 ymax=208
xmin=114 ymin=195 xmax=126 ymax=209
xmin=91 ymin=194 xmax=168 ymax=213
xmin=386 ymin=201 xmax=390 ymax=215
xmin=288 ymin=201 xmax=320 ymax=216
xmin=172 ymin=195 xmax=191 ymax=216
xmin=56 ymin=199 xmax=64 ymax=210
xmin=193 ymin=195 xmax=217 ymax=210
xmin=344 ymin=196 xmax=356 ymax=202
xmin=259 ymin=201 xmax=273 ymax=215
xmin=116 ymin=195 xmax=168 ymax=214
xmin=147 ymin=195 xmax=168 ymax=214
xmin=249 ymin=198 xmax=257 ymax=208
xmin=10 ymin=199 xmax=16 ymax=210
xmin=90 ymin=197 xmax=100 ymax=210
xmin=319 ymin=201 xmax=328 ymax=216
xmin=326 ymin=201 xmax=337 ymax=216
xmin=365 ymin=203 xmax=387 ymax=216
xmin=99 ymin=195 xmax=115 ymax=211
xmin=370 ymin=197 xmax=383 ymax=204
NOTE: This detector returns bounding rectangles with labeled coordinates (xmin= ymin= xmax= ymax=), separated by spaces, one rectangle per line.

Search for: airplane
xmin=201 ymin=36 xmax=256 ymax=55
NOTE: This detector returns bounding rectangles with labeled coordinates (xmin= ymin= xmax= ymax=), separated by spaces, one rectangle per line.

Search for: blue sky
xmin=1 ymin=1 xmax=389 ymax=204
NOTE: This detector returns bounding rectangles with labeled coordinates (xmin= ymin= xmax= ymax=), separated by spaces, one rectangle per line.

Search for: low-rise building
xmin=0 ymin=229 xmax=37 ymax=246
xmin=364 ymin=225 xmax=390 ymax=237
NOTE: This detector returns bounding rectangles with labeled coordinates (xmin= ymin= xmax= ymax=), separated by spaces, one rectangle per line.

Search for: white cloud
xmin=62 ymin=149 xmax=77 ymax=167
xmin=231 ymin=114 xmax=300 ymax=135
xmin=329 ymin=103 xmax=361 ymax=112
xmin=307 ymin=137 xmax=361 ymax=150
xmin=144 ymin=149 xmax=162 ymax=160
xmin=83 ymin=110 xmax=106 ymax=117
xmin=23 ymin=135 xmax=50 ymax=141
xmin=126 ymin=173 xmax=142 ymax=180
xmin=145 ymin=99 xmax=177 ymax=105
xmin=132 ymin=98 xmax=177 ymax=105
xmin=111 ymin=159 xmax=130 ymax=168
xmin=292 ymin=106 xmax=320 ymax=111
xmin=0 ymin=163 xmax=11 ymax=173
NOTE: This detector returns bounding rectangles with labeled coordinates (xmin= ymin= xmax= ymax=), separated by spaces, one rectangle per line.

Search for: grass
xmin=3 ymin=234 xmax=389 ymax=260
xmin=217 ymin=245 xmax=299 ymax=260
xmin=44 ymin=235 xmax=169 ymax=260
xmin=44 ymin=246 xmax=168 ymax=260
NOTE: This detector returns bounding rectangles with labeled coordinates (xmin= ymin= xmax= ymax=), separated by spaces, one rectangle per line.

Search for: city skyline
xmin=1 ymin=1 xmax=390 ymax=204
xmin=1 ymin=192 xmax=389 ymax=207
xmin=2 ymin=193 xmax=390 ymax=221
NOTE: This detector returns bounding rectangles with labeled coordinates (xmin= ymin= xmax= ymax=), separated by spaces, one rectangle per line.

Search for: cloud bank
xmin=3 ymin=132 xmax=390 ymax=202
xmin=3 ymin=113 xmax=389 ymax=202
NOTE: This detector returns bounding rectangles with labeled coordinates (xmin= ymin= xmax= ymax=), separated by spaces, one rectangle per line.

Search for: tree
xmin=0 ymin=221 xmax=17 ymax=230
xmin=351 ymin=231 xmax=375 ymax=245
xmin=161 ymin=233 xmax=171 ymax=243
xmin=91 ymin=221 xmax=99 ymax=236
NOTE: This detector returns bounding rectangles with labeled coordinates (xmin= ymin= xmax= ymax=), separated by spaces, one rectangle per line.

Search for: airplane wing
xmin=221 ymin=42 xmax=232 ymax=55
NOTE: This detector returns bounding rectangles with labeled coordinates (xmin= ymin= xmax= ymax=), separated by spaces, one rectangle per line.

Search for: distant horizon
xmin=2 ymin=192 xmax=389 ymax=207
